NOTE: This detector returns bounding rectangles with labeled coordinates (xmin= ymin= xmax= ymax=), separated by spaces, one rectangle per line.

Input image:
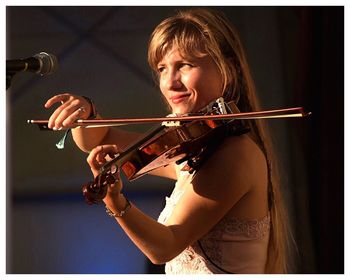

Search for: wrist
xmin=105 ymin=194 xmax=131 ymax=218
xmin=82 ymin=96 xmax=98 ymax=119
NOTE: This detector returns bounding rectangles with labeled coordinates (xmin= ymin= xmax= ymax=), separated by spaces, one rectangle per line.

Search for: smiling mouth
xmin=170 ymin=93 xmax=191 ymax=104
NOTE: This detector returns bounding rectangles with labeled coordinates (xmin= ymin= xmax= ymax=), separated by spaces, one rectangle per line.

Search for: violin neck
xmin=99 ymin=125 xmax=165 ymax=175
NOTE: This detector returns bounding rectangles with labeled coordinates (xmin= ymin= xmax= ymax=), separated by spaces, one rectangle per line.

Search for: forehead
xmin=158 ymin=45 xmax=207 ymax=64
xmin=158 ymin=47 xmax=182 ymax=62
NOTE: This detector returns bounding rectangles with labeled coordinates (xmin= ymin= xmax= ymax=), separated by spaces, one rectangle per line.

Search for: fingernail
xmin=53 ymin=127 xmax=58 ymax=131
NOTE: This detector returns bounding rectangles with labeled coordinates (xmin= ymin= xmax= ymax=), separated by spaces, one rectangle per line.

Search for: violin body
xmin=82 ymin=101 xmax=249 ymax=204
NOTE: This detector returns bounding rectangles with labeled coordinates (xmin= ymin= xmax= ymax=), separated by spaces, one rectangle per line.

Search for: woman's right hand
xmin=44 ymin=93 xmax=93 ymax=130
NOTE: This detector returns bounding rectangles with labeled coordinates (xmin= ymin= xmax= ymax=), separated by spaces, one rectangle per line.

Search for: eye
xmin=157 ymin=65 xmax=166 ymax=73
xmin=180 ymin=63 xmax=194 ymax=70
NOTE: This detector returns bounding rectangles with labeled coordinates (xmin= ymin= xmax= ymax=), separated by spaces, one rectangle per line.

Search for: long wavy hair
xmin=147 ymin=8 xmax=295 ymax=273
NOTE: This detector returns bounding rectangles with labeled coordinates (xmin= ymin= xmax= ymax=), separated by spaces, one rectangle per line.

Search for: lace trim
xmin=157 ymin=189 xmax=185 ymax=224
xmin=214 ymin=214 xmax=271 ymax=238
xmin=165 ymin=246 xmax=214 ymax=274
xmin=157 ymin=168 xmax=190 ymax=224
xmin=199 ymin=214 xmax=270 ymax=269
xmin=165 ymin=215 xmax=271 ymax=274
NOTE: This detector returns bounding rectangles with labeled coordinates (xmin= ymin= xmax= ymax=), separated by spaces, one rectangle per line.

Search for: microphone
xmin=6 ymin=52 xmax=58 ymax=76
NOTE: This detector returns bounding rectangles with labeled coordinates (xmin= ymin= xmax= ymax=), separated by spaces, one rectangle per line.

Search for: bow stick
xmin=28 ymin=107 xmax=311 ymax=130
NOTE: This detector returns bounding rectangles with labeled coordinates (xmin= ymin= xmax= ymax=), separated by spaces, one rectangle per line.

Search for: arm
xmin=89 ymin=135 xmax=268 ymax=264
xmin=45 ymin=93 xmax=140 ymax=152
xmin=45 ymin=93 xmax=177 ymax=179
xmin=72 ymin=124 xmax=140 ymax=153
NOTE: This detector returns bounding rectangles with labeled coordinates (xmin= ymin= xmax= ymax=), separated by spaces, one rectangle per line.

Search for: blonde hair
xmin=148 ymin=8 xmax=295 ymax=273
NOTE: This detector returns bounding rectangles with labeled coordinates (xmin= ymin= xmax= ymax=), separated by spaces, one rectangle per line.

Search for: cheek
xmin=158 ymin=78 xmax=167 ymax=97
xmin=206 ymin=71 xmax=223 ymax=98
xmin=183 ymin=72 xmax=201 ymax=89
xmin=191 ymin=72 xmax=214 ymax=94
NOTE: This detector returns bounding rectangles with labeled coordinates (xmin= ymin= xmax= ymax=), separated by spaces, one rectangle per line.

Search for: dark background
xmin=6 ymin=6 xmax=343 ymax=273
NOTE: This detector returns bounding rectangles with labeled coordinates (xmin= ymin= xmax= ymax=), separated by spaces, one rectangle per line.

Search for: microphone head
xmin=33 ymin=52 xmax=58 ymax=76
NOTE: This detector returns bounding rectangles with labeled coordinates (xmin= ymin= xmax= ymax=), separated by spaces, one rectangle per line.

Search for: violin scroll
xmin=82 ymin=166 xmax=119 ymax=204
xmin=82 ymin=180 xmax=107 ymax=205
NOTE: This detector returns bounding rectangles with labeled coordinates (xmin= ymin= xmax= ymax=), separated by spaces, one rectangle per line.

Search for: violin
xmin=82 ymin=102 xmax=249 ymax=204
xmin=28 ymin=99 xmax=310 ymax=205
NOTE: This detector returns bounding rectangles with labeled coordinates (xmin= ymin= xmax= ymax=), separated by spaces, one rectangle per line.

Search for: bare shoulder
xmin=200 ymin=133 xmax=267 ymax=181
xmin=224 ymin=134 xmax=267 ymax=173
xmin=191 ymin=133 xmax=268 ymax=207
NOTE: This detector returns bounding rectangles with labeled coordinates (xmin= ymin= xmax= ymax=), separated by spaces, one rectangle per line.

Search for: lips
xmin=170 ymin=93 xmax=191 ymax=104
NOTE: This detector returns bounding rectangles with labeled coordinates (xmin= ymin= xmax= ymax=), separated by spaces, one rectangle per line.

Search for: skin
xmin=45 ymin=47 xmax=269 ymax=264
xmin=157 ymin=48 xmax=223 ymax=115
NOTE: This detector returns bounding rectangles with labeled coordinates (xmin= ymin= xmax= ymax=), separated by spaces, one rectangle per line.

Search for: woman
xmin=45 ymin=8 xmax=294 ymax=273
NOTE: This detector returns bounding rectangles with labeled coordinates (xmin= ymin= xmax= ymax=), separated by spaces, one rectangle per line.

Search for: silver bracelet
xmin=105 ymin=197 xmax=131 ymax=218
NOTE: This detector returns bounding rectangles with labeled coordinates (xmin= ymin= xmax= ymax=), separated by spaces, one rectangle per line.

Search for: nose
xmin=163 ymin=69 xmax=182 ymax=90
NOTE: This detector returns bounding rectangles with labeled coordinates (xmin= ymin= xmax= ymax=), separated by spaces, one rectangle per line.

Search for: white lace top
xmin=157 ymin=165 xmax=271 ymax=274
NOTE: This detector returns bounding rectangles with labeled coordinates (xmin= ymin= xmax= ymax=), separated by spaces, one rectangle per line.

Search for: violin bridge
xmin=162 ymin=113 xmax=182 ymax=127
xmin=162 ymin=120 xmax=181 ymax=127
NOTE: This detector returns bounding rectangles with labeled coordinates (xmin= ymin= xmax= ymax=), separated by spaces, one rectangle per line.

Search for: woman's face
xmin=157 ymin=47 xmax=223 ymax=115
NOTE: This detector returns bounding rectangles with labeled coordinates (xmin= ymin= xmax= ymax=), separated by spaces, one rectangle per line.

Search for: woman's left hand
xmin=87 ymin=144 xmax=119 ymax=177
xmin=87 ymin=145 xmax=124 ymax=205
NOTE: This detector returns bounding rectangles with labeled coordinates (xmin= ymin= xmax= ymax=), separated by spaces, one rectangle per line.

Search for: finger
xmin=87 ymin=146 xmax=104 ymax=171
xmin=100 ymin=145 xmax=119 ymax=161
xmin=58 ymin=98 xmax=91 ymax=128
xmin=108 ymin=145 xmax=119 ymax=157
xmin=87 ymin=145 xmax=104 ymax=163
xmin=96 ymin=150 xmax=107 ymax=164
xmin=87 ymin=145 xmax=120 ymax=179
xmin=47 ymin=101 xmax=73 ymax=129
xmin=106 ymin=174 xmax=123 ymax=195
xmin=52 ymin=101 xmax=86 ymax=129
xmin=60 ymin=106 xmax=87 ymax=127
xmin=46 ymin=94 xmax=76 ymax=129
xmin=102 ymin=144 xmax=119 ymax=154
xmin=45 ymin=93 xmax=71 ymax=109
xmin=46 ymin=95 xmax=91 ymax=129
xmin=95 ymin=145 xmax=116 ymax=163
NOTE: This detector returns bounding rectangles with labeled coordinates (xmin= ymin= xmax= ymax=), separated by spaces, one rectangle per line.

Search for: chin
xmin=175 ymin=104 xmax=199 ymax=115
xmin=172 ymin=107 xmax=192 ymax=115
